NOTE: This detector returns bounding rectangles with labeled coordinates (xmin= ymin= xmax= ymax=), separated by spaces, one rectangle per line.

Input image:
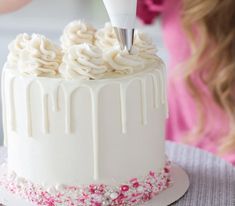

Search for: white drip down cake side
xmin=1 ymin=21 xmax=169 ymax=205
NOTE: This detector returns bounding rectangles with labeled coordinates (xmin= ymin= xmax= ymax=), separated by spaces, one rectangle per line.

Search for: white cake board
xmin=0 ymin=164 xmax=189 ymax=206
xmin=144 ymin=164 xmax=190 ymax=206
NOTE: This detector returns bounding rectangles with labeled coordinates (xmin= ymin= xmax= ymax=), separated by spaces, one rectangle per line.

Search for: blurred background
xmin=0 ymin=0 xmax=168 ymax=145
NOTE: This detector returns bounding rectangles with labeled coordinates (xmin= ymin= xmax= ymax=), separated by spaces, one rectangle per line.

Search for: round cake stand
xmin=0 ymin=164 xmax=189 ymax=206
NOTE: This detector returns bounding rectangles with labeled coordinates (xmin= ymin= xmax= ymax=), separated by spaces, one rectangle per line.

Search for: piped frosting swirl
xmin=134 ymin=31 xmax=156 ymax=54
xmin=134 ymin=31 xmax=160 ymax=64
xmin=6 ymin=20 xmax=163 ymax=80
xmin=103 ymin=47 xmax=144 ymax=74
xmin=60 ymin=20 xmax=96 ymax=51
xmin=59 ymin=43 xmax=108 ymax=79
xmin=7 ymin=33 xmax=31 ymax=68
xmin=94 ymin=22 xmax=118 ymax=51
xmin=7 ymin=33 xmax=62 ymax=76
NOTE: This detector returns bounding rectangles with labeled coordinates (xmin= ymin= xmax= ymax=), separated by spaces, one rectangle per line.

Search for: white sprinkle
xmin=16 ymin=177 xmax=25 ymax=185
xmin=55 ymin=184 xmax=65 ymax=191
xmin=47 ymin=186 xmax=57 ymax=194
xmin=137 ymin=186 xmax=144 ymax=192
xmin=110 ymin=192 xmax=119 ymax=200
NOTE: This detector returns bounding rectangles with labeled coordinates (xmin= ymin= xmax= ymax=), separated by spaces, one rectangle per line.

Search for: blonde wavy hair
xmin=181 ymin=0 xmax=235 ymax=154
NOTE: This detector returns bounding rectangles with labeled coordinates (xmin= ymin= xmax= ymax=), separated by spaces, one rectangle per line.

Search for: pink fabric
xmin=137 ymin=0 xmax=235 ymax=165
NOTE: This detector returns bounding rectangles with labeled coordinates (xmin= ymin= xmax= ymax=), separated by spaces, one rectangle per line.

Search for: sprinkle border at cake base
xmin=0 ymin=161 xmax=172 ymax=206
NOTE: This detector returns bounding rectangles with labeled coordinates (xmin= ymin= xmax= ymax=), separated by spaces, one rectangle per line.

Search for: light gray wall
xmin=0 ymin=0 xmax=168 ymax=145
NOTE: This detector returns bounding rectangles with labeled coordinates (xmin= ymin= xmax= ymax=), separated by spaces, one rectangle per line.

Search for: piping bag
xmin=103 ymin=0 xmax=137 ymax=53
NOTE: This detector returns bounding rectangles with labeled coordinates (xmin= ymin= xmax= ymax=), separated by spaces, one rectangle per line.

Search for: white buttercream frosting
xmin=7 ymin=33 xmax=31 ymax=68
xmin=59 ymin=43 xmax=108 ymax=79
xmin=7 ymin=33 xmax=62 ymax=76
xmin=134 ymin=31 xmax=160 ymax=64
xmin=60 ymin=20 xmax=96 ymax=51
xmin=134 ymin=31 xmax=156 ymax=54
xmin=95 ymin=22 xmax=118 ymax=50
xmin=5 ymin=21 xmax=163 ymax=79
xmin=103 ymin=47 xmax=144 ymax=74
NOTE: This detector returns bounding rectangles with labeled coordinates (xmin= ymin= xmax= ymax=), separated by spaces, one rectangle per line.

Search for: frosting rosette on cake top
xmin=59 ymin=43 xmax=108 ymax=80
xmin=103 ymin=47 xmax=144 ymax=74
xmin=134 ymin=31 xmax=160 ymax=64
xmin=94 ymin=22 xmax=119 ymax=51
xmin=5 ymin=20 xmax=163 ymax=79
xmin=60 ymin=20 xmax=96 ymax=51
xmin=7 ymin=33 xmax=62 ymax=76
xmin=6 ymin=33 xmax=31 ymax=68
xmin=134 ymin=31 xmax=156 ymax=54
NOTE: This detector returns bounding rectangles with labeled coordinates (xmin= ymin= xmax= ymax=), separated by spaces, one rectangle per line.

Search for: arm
xmin=137 ymin=0 xmax=164 ymax=24
xmin=0 ymin=0 xmax=31 ymax=14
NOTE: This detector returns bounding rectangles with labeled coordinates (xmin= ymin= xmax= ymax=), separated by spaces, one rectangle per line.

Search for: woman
xmin=137 ymin=0 xmax=235 ymax=164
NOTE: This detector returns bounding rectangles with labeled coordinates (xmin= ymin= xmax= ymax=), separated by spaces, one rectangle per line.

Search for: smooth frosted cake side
xmin=0 ymin=21 xmax=171 ymax=206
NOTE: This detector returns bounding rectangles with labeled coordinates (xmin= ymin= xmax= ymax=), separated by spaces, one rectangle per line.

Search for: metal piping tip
xmin=114 ymin=27 xmax=135 ymax=53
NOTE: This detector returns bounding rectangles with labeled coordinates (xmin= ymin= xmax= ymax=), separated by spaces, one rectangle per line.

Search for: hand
xmin=0 ymin=0 xmax=31 ymax=14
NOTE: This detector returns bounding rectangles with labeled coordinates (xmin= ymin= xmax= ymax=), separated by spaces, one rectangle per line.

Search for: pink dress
xmin=137 ymin=0 xmax=235 ymax=165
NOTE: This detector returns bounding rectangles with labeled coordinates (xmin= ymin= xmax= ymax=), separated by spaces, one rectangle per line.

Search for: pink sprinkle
xmin=133 ymin=182 xmax=140 ymax=188
xmin=164 ymin=167 xmax=170 ymax=173
xmin=121 ymin=185 xmax=129 ymax=192
xmin=0 ymin=161 xmax=172 ymax=206
xmin=149 ymin=171 xmax=155 ymax=177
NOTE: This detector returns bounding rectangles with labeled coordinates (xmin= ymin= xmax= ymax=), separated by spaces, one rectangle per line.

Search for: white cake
xmin=0 ymin=21 xmax=171 ymax=206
